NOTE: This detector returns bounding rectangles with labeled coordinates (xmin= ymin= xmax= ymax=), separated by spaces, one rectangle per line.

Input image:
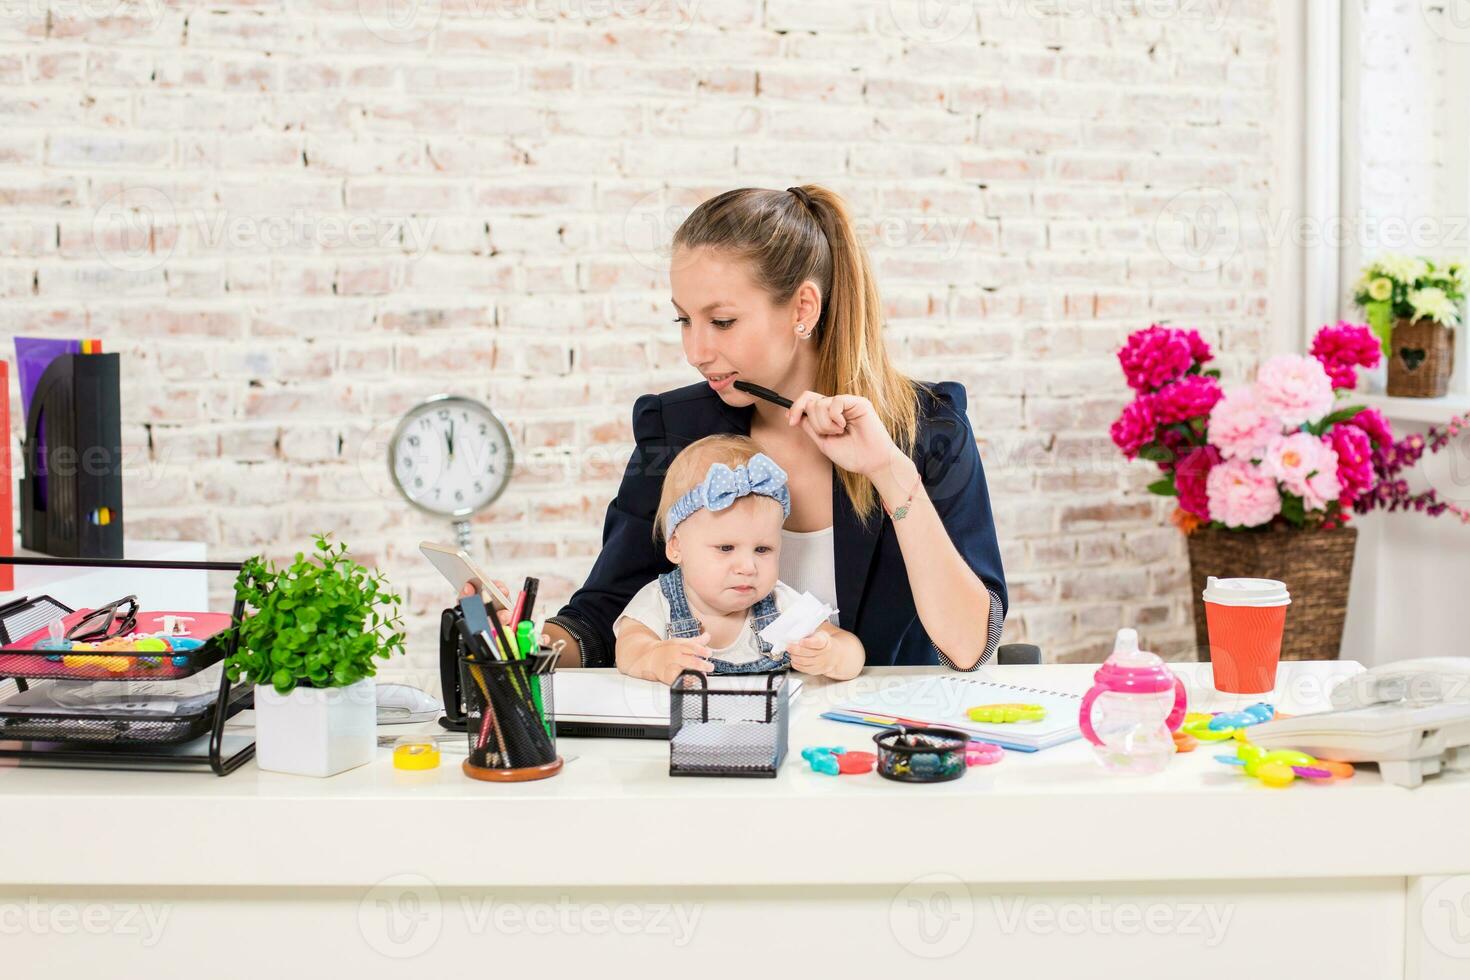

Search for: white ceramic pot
xmin=253 ymin=677 xmax=376 ymax=777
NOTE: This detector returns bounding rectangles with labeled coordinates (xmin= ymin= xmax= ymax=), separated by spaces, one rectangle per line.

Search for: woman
xmin=545 ymin=185 xmax=1006 ymax=670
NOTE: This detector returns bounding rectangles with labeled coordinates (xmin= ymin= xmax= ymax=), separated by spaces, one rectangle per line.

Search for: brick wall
xmin=0 ymin=0 xmax=1282 ymax=684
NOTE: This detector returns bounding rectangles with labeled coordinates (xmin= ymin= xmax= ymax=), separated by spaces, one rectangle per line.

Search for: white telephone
xmin=1248 ymin=657 xmax=1470 ymax=788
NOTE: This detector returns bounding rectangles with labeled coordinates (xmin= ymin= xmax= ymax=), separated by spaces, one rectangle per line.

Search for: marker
xmin=732 ymin=380 xmax=793 ymax=409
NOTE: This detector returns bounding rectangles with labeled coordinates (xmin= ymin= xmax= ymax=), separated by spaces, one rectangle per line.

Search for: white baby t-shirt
xmin=614 ymin=579 xmax=804 ymax=665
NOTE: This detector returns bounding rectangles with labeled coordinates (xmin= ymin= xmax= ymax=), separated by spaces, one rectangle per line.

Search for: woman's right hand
xmin=648 ymin=633 xmax=713 ymax=685
xmin=459 ymin=580 xmax=517 ymax=631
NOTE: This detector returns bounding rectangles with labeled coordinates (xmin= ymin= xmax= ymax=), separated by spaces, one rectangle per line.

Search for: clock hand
xmin=445 ymin=420 xmax=455 ymax=460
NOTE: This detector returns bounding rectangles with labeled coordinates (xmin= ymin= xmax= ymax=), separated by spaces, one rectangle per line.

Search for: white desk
xmin=1 ymin=662 xmax=1466 ymax=979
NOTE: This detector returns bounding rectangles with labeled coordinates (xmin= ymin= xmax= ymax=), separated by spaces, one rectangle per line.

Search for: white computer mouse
xmin=375 ymin=683 xmax=444 ymax=724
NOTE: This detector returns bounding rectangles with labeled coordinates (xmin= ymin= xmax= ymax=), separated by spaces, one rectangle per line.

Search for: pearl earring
xmin=796 ymin=323 xmax=810 ymax=339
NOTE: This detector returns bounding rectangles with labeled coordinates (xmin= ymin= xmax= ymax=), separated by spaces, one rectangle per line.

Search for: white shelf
xmin=1354 ymin=391 xmax=1470 ymax=424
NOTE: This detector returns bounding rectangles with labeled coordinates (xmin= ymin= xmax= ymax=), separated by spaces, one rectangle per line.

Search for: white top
xmin=6 ymin=662 xmax=1459 ymax=892
xmin=779 ymin=525 xmax=839 ymax=625
xmin=613 ymin=578 xmax=803 ymax=664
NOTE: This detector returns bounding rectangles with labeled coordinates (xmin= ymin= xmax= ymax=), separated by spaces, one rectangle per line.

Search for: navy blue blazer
xmin=550 ymin=380 xmax=1007 ymax=668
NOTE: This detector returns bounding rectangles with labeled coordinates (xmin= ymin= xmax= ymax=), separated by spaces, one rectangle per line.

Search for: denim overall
xmin=658 ymin=567 xmax=790 ymax=674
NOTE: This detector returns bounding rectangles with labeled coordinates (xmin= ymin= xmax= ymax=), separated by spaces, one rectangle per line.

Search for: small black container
xmin=459 ymin=652 xmax=560 ymax=781
xmin=874 ymin=726 xmax=968 ymax=783
xmin=668 ymin=670 xmax=789 ymax=777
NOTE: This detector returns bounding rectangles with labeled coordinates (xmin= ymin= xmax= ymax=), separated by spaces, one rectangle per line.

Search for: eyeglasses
xmin=65 ymin=595 xmax=139 ymax=643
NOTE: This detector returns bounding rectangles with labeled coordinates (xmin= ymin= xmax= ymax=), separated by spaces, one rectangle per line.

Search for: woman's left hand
xmin=787 ymin=391 xmax=897 ymax=476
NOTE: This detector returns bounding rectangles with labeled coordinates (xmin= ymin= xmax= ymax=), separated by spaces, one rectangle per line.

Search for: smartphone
xmin=419 ymin=542 xmax=514 ymax=612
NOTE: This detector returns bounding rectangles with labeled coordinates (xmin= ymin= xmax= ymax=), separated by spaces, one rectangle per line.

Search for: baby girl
xmin=614 ymin=435 xmax=864 ymax=685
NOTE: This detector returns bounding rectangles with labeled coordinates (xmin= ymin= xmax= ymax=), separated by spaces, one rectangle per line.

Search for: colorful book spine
xmin=1 ymin=359 xmax=12 ymax=591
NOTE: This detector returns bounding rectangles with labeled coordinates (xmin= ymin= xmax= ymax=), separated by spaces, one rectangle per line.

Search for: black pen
xmin=732 ymin=379 xmax=793 ymax=409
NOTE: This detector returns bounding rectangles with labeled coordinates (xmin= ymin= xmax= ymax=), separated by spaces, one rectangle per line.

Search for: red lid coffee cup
xmin=1202 ymin=577 xmax=1290 ymax=694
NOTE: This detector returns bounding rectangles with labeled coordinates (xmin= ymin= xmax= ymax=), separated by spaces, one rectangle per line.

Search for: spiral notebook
xmin=827 ymin=676 xmax=1083 ymax=752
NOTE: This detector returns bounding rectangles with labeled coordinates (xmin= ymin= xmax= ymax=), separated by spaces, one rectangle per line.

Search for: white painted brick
xmin=0 ymin=3 xmax=1289 ymax=665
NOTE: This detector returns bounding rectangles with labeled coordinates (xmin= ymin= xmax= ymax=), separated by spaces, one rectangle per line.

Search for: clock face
xmin=389 ymin=396 xmax=513 ymax=518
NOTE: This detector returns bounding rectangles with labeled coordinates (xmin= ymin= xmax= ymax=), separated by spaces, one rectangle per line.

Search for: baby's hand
xmin=786 ymin=630 xmax=837 ymax=676
xmin=650 ymin=633 xmax=714 ymax=685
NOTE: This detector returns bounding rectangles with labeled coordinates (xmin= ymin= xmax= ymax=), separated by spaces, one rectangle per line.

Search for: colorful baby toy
xmin=1179 ymin=703 xmax=1276 ymax=743
xmin=801 ymin=745 xmax=876 ymax=776
xmin=966 ymin=703 xmax=1046 ymax=724
xmin=1217 ymin=740 xmax=1355 ymax=788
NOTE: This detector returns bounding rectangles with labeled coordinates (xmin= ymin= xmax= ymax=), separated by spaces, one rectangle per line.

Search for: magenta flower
xmin=1184 ymin=329 xmax=1213 ymax=365
xmin=1152 ymin=374 xmax=1222 ymax=424
xmin=1118 ymin=325 xmax=1196 ymax=392
xmin=1350 ymin=406 xmax=1394 ymax=450
xmin=1329 ymin=425 xmax=1374 ymax=507
xmin=1109 ymin=395 xmax=1157 ymax=459
xmin=1175 ymin=445 xmax=1220 ymax=520
xmin=1311 ymin=321 xmax=1382 ymax=390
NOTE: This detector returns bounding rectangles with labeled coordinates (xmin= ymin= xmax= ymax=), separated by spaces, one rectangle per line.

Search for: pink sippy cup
xmin=1079 ymin=628 xmax=1187 ymax=774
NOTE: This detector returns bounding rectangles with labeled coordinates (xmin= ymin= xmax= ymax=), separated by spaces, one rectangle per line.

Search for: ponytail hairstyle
xmin=671 ymin=185 xmax=925 ymax=526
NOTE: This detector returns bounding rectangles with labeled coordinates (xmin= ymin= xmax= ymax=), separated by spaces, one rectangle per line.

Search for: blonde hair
xmin=654 ymin=434 xmax=769 ymax=545
xmin=671 ymin=184 xmax=925 ymax=526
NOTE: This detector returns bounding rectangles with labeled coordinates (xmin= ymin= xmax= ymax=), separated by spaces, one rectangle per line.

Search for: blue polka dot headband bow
xmin=665 ymin=453 xmax=791 ymax=537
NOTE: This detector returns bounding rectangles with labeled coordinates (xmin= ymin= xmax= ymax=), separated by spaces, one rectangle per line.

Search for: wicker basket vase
xmin=1185 ymin=526 xmax=1359 ymax=662
xmin=1386 ymin=317 xmax=1455 ymax=398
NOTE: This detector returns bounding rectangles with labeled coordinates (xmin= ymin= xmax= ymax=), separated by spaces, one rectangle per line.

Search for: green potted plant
xmin=225 ymin=534 xmax=406 ymax=777
xmin=1353 ymin=255 xmax=1465 ymax=398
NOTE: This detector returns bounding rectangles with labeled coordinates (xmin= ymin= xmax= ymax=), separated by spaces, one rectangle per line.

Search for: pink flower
xmin=1118 ymin=326 xmax=1195 ymax=392
xmin=1175 ymin=445 xmax=1220 ymax=520
xmin=1183 ymin=329 xmax=1213 ymax=365
xmin=1329 ymin=424 xmax=1374 ymax=507
xmin=1206 ymin=458 xmax=1282 ymax=528
xmin=1349 ymin=406 xmax=1393 ymax=449
xmin=1152 ymin=374 xmax=1222 ymax=424
xmin=1262 ymin=432 xmax=1340 ymax=511
xmin=1311 ymin=321 xmax=1382 ymax=390
xmin=1254 ymin=355 xmax=1336 ymax=428
xmin=1207 ymin=386 xmax=1282 ymax=461
xmin=1109 ymin=396 xmax=1157 ymax=460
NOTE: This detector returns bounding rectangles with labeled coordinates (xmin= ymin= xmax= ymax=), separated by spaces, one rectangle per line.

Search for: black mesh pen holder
xmin=459 ymin=652 xmax=561 ymax=782
xmin=668 ymin=669 xmax=790 ymax=778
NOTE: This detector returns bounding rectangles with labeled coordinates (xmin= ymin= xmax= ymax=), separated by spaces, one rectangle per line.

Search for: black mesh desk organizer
xmin=0 ymin=555 xmax=255 ymax=775
xmin=668 ymin=669 xmax=790 ymax=777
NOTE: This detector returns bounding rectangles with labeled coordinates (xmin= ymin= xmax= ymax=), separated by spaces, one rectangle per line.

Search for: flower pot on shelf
xmin=253 ymin=676 xmax=377 ymax=777
xmin=1386 ymin=318 xmax=1455 ymax=398
xmin=1185 ymin=526 xmax=1358 ymax=663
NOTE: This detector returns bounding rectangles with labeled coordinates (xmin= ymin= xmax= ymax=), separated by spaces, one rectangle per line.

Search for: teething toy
xmin=1216 ymin=740 xmax=1355 ymax=787
xmin=967 ymin=703 xmax=1046 ymax=724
